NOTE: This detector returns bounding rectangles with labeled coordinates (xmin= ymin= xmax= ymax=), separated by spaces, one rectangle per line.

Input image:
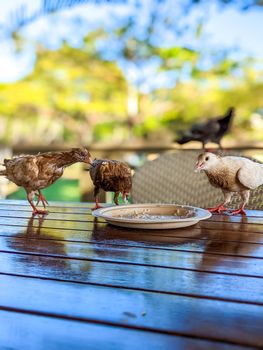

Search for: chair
xmin=131 ymin=150 xmax=263 ymax=210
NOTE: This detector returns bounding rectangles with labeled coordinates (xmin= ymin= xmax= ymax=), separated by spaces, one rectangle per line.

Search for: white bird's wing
xmin=237 ymin=160 xmax=263 ymax=189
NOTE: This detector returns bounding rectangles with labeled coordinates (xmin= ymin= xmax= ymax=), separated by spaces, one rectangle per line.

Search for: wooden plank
xmin=1 ymin=209 xmax=263 ymax=226
xmin=0 ymin=226 xmax=263 ymax=259
xmin=0 ymin=274 xmax=261 ymax=348
xmin=0 ymin=216 xmax=95 ymax=230
xmin=1 ymin=216 xmax=263 ymax=241
xmin=198 ymin=220 xmax=263 ymax=233
xmin=0 ymin=202 xmax=262 ymax=222
xmin=87 ymin=225 xmax=263 ymax=246
xmin=0 ymin=200 xmax=261 ymax=218
xmin=0 ymin=204 xmax=90 ymax=214
xmin=2 ymin=310 xmax=238 ymax=350
xmin=0 ymin=200 xmax=262 ymax=350
xmin=208 ymin=215 xmax=263 ymax=225
xmin=0 ymin=252 xmax=262 ymax=304
xmin=0 ymin=199 xmax=91 ymax=208
xmin=1 ymin=236 xmax=263 ymax=277
xmin=0 ymin=213 xmax=263 ymax=234
xmin=1 ymin=214 xmax=263 ymax=235
xmin=0 ymin=210 xmax=93 ymax=222
xmin=233 ymin=210 xmax=263 ymax=218
xmin=1 ymin=221 xmax=263 ymax=253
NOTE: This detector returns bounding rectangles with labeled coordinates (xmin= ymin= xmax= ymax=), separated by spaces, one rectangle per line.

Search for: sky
xmin=0 ymin=0 xmax=262 ymax=83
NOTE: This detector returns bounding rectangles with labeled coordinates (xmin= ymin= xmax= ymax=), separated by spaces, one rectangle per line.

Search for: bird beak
xmin=194 ymin=161 xmax=204 ymax=172
xmin=84 ymin=151 xmax=93 ymax=164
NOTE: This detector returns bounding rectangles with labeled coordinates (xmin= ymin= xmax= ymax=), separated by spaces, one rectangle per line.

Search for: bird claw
xmin=207 ymin=205 xmax=228 ymax=213
xmin=33 ymin=209 xmax=49 ymax=216
xmin=91 ymin=204 xmax=103 ymax=211
xmin=229 ymin=208 xmax=246 ymax=216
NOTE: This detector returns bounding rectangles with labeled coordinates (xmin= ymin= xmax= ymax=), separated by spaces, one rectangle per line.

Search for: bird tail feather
xmin=177 ymin=135 xmax=194 ymax=144
xmin=218 ymin=107 xmax=235 ymax=123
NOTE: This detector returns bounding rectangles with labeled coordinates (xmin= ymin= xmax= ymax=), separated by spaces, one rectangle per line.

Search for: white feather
xmin=222 ymin=156 xmax=263 ymax=189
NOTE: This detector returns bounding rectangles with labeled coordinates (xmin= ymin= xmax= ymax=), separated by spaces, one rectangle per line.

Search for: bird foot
xmin=229 ymin=208 xmax=246 ymax=216
xmin=207 ymin=204 xmax=228 ymax=213
xmin=91 ymin=204 xmax=103 ymax=211
xmin=33 ymin=209 xmax=49 ymax=216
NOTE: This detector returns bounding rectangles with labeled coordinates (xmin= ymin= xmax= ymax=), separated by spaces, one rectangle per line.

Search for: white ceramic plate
xmin=92 ymin=203 xmax=211 ymax=229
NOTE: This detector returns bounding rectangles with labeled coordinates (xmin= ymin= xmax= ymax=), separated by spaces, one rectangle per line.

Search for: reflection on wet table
xmin=0 ymin=199 xmax=263 ymax=349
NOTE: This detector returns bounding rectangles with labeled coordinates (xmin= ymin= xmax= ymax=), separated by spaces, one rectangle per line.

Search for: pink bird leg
xmin=207 ymin=203 xmax=228 ymax=213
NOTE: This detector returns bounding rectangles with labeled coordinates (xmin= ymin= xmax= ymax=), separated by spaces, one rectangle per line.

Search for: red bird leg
xmin=27 ymin=193 xmax=48 ymax=215
xmin=229 ymin=191 xmax=249 ymax=215
xmin=36 ymin=191 xmax=49 ymax=208
xmin=114 ymin=192 xmax=119 ymax=205
xmin=92 ymin=197 xmax=103 ymax=210
xmin=92 ymin=187 xmax=103 ymax=210
xmin=229 ymin=204 xmax=246 ymax=216
xmin=207 ymin=203 xmax=228 ymax=213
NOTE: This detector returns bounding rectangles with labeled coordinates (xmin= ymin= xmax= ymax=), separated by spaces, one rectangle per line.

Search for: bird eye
xmin=205 ymin=157 xmax=209 ymax=161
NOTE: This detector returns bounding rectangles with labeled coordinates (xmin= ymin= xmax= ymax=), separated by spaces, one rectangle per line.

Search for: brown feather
xmin=206 ymin=166 xmax=248 ymax=192
xmin=0 ymin=148 xmax=90 ymax=212
xmin=89 ymin=159 xmax=132 ymax=194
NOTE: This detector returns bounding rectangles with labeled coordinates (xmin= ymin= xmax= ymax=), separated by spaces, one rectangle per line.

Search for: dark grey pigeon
xmin=177 ymin=107 xmax=235 ymax=149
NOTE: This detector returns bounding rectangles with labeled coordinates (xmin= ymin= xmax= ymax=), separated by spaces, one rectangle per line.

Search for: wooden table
xmin=0 ymin=200 xmax=263 ymax=349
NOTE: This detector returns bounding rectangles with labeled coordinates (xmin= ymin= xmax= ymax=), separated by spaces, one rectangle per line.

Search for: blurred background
xmin=0 ymin=0 xmax=262 ymax=202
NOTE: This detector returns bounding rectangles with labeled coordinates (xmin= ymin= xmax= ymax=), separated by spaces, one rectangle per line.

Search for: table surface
xmin=1 ymin=200 xmax=263 ymax=350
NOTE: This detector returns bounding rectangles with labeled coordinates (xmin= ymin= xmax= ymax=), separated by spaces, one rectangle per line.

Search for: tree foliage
xmin=0 ymin=0 xmax=262 ymax=146
xmin=0 ymin=31 xmax=128 ymax=144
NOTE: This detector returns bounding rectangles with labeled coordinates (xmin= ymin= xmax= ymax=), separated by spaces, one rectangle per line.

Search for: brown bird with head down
xmin=0 ymin=148 xmax=90 ymax=215
xmin=87 ymin=153 xmax=132 ymax=210
xmin=195 ymin=152 xmax=263 ymax=215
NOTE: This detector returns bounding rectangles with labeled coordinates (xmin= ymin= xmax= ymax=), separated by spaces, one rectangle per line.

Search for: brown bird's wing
xmin=4 ymin=153 xmax=65 ymax=190
xmin=107 ymin=161 xmax=132 ymax=178
xmin=5 ymin=156 xmax=39 ymax=188
xmin=90 ymin=160 xmax=130 ymax=180
xmin=35 ymin=154 xmax=64 ymax=183
xmin=109 ymin=162 xmax=132 ymax=192
xmin=89 ymin=160 xmax=132 ymax=192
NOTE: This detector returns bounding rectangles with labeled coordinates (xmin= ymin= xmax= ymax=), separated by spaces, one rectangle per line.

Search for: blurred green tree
xmin=0 ymin=31 xmax=128 ymax=145
xmin=0 ymin=0 xmax=262 ymax=146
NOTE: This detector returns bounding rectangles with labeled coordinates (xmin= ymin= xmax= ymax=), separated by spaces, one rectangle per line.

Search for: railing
xmin=12 ymin=143 xmax=263 ymax=154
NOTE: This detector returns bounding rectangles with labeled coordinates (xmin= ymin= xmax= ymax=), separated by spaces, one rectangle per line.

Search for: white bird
xmin=195 ymin=152 xmax=263 ymax=215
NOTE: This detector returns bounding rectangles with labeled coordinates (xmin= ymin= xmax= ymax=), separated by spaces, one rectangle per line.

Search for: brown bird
xmin=195 ymin=152 xmax=263 ymax=215
xmin=0 ymin=148 xmax=90 ymax=215
xmin=87 ymin=154 xmax=132 ymax=210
